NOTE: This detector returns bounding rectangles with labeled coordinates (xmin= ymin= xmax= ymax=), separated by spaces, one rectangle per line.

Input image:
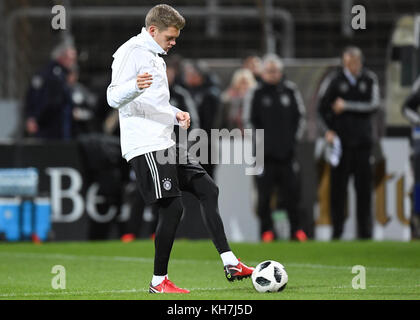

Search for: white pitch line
xmin=0 ymin=252 xmax=218 ymax=264
xmin=0 ymin=252 xmax=419 ymax=273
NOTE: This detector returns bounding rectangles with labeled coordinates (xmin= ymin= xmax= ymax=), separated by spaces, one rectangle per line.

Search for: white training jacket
xmin=107 ymin=27 xmax=181 ymax=162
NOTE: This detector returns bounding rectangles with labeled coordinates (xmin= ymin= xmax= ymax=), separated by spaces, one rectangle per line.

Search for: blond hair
xmin=230 ymin=68 xmax=257 ymax=89
xmin=145 ymin=4 xmax=185 ymax=30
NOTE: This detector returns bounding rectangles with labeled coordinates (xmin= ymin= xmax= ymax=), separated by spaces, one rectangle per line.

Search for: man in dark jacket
xmin=401 ymin=75 xmax=420 ymax=237
xmin=24 ymin=42 xmax=77 ymax=140
xmin=318 ymin=46 xmax=380 ymax=239
xmin=244 ymin=54 xmax=307 ymax=242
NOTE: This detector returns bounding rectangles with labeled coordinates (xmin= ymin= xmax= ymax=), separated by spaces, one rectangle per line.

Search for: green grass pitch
xmin=0 ymin=240 xmax=419 ymax=300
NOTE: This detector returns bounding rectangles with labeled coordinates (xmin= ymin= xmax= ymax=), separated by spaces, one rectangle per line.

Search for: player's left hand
xmin=176 ymin=111 xmax=191 ymax=130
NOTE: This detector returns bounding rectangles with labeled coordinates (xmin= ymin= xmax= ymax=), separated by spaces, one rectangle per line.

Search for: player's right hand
xmin=332 ymin=97 xmax=345 ymax=114
xmin=137 ymin=72 xmax=153 ymax=89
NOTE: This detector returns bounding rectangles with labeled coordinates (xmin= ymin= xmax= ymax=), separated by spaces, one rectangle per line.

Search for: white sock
xmin=151 ymin=274 xmax=167 ymax=287
xmin=220 ymin=251 xmax=239 ymax=266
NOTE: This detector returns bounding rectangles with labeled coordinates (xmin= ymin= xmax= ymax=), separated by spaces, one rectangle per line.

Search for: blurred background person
xmin=24 ymin=41 xmax=78 ymax=140
xmin=167 ymin=60 xmax=200 ymax=137
xmin=166 ymin=54 xmax=186 ymax=87
xmin=317 ymin=46 xmax=380 ymax=239
xmin=401 ymin=75 xmax=420 ymax=238
xmin=244 ymin=54 xmax=307 ymax=242
xmin=182 ymin=60 xmax=222 ymax=178
xmin=242 ymin=54 xmax=263 ymax=84
xmin=221 ymin=68 xmax=257 ymax=131
xmin=67 ymin=67 xmax=100 ymax=137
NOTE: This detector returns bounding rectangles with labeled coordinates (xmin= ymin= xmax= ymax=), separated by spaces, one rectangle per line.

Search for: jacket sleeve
xmin=106 ymin=49 xmax=145 ymax=109
xmin=402 ymin=84 xmax=420 ymax=125
xmin=171 ymin=106 xmax=182 ymax=125
xmin=317 ymin=73 xmax=336 ymax=134
xmin=291 ymin=85 xmax=307 ymax=141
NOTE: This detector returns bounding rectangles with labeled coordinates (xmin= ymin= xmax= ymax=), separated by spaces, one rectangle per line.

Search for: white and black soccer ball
xmin=251 ymin=260 xmax=288 ymax=293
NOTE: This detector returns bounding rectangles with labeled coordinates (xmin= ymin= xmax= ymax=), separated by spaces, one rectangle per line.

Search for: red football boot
xmin=120 ymin=233 xmax=135 ymax=243
xmin=149 ymin=277 xmax=190 ymax=294
xmin=261 ymin=231 xmax=275 ymax=243
xmin=224 ymin=259 xmax=255 ymax=282
xmin=293 ymin=229 xmax=308 ymax=242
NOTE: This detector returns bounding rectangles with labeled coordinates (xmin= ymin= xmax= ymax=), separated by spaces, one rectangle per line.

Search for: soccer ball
xmin=251 ymin=260 xmax=288 ymax=293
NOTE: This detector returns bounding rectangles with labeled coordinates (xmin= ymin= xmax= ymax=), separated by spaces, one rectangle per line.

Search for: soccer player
xmin=106 ymin=4 xmax=254 ymax=294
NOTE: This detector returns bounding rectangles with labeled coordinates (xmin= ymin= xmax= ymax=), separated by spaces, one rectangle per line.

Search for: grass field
xmin=0 ymin=240 xmax=419 ymax=300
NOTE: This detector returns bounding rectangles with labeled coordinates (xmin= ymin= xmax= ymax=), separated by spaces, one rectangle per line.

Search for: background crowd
xmin=21 ymin=35 xmax=417 ymax=243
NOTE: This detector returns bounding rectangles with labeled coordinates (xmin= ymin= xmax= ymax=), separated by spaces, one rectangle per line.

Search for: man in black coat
xmin=24 ymin=42 xmax=77 ymax=140
xmin=317 ymin=46 xmax=380 ymax=239
xmin=244 ymin=54 xmax=307 ymax=242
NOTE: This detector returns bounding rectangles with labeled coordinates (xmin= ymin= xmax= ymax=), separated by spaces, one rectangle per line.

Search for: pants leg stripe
xmin=149 ymin=152 xmax=162 ymax=198
xmin=145 ymin=153 xmax=160 ymax=200
xmin=144 ymin=153 xmax=158 ymax=199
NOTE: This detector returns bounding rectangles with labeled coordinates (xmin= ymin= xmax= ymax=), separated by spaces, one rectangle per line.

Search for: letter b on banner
xmin=46 ymin=167 xmax=84 ymax=223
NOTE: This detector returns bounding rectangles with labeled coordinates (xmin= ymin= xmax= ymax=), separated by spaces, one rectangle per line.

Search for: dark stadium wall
xmin=0 ymin=141 xmax=212 ymax=241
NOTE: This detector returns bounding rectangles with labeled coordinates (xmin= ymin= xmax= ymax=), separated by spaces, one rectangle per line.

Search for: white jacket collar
xmin=136 ymin=27 xmax=166 ymax=56
xmin=112 ymin=27 xmax=166 ymax=59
